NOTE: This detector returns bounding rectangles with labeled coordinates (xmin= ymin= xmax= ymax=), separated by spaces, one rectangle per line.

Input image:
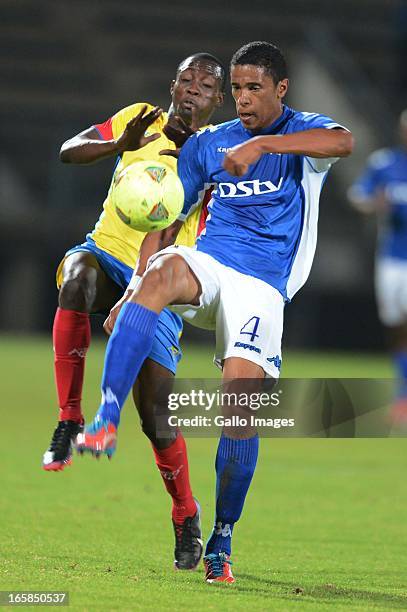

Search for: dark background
xmin=1 ymin=0 xmax=405 ymax=350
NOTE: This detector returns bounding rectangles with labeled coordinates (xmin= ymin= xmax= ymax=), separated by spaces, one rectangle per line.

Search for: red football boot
xmin=204 ymin=552 xmax=235 ymax=584
xmin=75 ymin=416 xmax=117 ymax=458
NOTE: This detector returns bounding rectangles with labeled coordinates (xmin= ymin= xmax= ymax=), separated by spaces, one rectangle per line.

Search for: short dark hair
xmin=176 ymin=53 xmax=227 ymax=92
xmin=230 ymin=41 xmax=288 ymax=85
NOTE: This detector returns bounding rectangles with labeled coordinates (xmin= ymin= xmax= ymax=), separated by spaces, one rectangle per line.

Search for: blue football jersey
xmin=349 ymin=148 xmax=407 ymax=260
xmin=177 ymin=105 xmax=344 ymax=301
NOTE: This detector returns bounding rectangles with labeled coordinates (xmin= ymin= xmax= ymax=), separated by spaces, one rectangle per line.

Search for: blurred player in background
xmin=78 ymin=41 xmax=353 ymax=583
xmin=42 ymin=53 xmax=225 ymax=569
xmin=348 ymin=109 xmax=407 ymax=423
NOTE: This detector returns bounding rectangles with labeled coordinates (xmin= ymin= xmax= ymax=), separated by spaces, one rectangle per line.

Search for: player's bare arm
xmin=223 ymin=128 xmax=354 ymax=177
xmin=60 ymin=105 xmax=162 ymax=165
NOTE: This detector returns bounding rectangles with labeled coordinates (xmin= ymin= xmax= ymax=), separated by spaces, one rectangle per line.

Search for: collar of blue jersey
xmin=241 ymin=104 xmax=294 ymax=137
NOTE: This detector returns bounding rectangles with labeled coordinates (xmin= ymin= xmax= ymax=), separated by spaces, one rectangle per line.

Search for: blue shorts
xmin=61 ymin=238 xmax=183 ymax=374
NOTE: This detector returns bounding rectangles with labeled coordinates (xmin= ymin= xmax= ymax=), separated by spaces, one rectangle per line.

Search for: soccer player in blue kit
xmin=348 ymin=109 xmax=407 ymax=423
xmin=78 ymin=41 xmax=354 ymax=582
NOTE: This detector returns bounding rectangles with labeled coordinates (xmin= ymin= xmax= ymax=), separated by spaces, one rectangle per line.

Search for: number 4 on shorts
xmin=240 ymin=316 xmax=260 ymax=342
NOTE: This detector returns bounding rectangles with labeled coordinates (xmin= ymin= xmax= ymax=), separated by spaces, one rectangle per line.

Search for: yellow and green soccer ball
xmin=112 ymin=160 xmax=184 ymax=232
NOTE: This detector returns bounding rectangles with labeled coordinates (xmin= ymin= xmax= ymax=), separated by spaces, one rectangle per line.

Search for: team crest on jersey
xmin=146 ymin=166 xmax=167 ymax=183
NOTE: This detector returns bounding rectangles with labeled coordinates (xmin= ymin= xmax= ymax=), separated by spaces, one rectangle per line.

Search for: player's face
xmin=230 ymin=64 xmax=288 ymax=132
xmin=171 ymin=59 xmax=224 ymax=126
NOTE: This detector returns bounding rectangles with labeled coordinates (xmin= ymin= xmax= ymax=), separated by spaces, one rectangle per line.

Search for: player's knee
xmin=140 ymin=420 xmax=176 ymax=449
xmin=142 ymin=256 xmax=189 ymax=302
xmin=59 ymin=269 xmax=97 ymax=312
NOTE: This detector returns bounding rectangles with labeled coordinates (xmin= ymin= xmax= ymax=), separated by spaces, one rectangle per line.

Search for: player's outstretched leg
xmin=135 ymin=360 xmax=203 ymax=570
xmin=76 ymin=254 xmax=200 ymax=458
xmin=43 ymin=252 xmax=121 ymax=471
xmin=75 ymin=301 xmax=159 ymax=457
xmin=204 ymin=363 xmax=263 ymax=584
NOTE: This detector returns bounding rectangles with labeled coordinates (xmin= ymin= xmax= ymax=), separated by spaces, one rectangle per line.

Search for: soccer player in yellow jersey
xmin=42 ymin=53 xmax=225 ymax=570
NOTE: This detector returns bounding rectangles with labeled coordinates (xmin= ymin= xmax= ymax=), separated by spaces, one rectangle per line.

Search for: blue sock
xmin=393 ymin=351 xmax=407 ymax=398
xmin=205 ymin=433 xmax=259 ymax=557
xmin=96 ymin=302 xmax=159 ymax=426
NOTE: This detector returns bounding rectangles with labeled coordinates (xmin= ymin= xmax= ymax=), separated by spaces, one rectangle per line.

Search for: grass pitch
xmin=0 ymin=335 xmax=406 ymax=610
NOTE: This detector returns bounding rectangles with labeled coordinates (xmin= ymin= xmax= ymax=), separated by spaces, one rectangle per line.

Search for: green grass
xmin=0 ymin=335 xmax=406 ymax=610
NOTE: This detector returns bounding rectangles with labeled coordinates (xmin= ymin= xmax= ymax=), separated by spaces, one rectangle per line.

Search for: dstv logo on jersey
xmin=218 ymin=177 xmax=283 ymax=198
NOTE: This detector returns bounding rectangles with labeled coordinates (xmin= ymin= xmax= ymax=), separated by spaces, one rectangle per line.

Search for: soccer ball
xmin=111 ymin=160 xmax=184 ymax=232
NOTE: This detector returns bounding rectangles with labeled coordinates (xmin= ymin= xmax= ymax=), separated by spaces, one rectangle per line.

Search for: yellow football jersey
xmin=90 ymin=102 xmax=204 ymax=268
xmin=175 ymin=197 xmax=208 ymax=247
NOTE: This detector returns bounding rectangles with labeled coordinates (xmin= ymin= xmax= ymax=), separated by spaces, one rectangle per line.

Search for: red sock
xmin=152 ymin=433 xmax=197 ymax=524
xmin=53 ymin=307 xmax=91 ymax=423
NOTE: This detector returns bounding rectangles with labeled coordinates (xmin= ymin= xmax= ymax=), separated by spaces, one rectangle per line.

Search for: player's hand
xmin=223 ymin=139 xmax=263 ymax=177
xmin=103 ymin=292 xmax=131 ymax=335
xmin=115 ymin=105 xmax=162 ymax=153
xmin=160 ymin=109 xmax=199 ymax=158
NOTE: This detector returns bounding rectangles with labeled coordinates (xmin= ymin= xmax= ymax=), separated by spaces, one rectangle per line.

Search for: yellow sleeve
xmin=175 ymin=202 xmax=203 ymax=247
xmin=110 ymin=103 xmax=154 ymax=140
